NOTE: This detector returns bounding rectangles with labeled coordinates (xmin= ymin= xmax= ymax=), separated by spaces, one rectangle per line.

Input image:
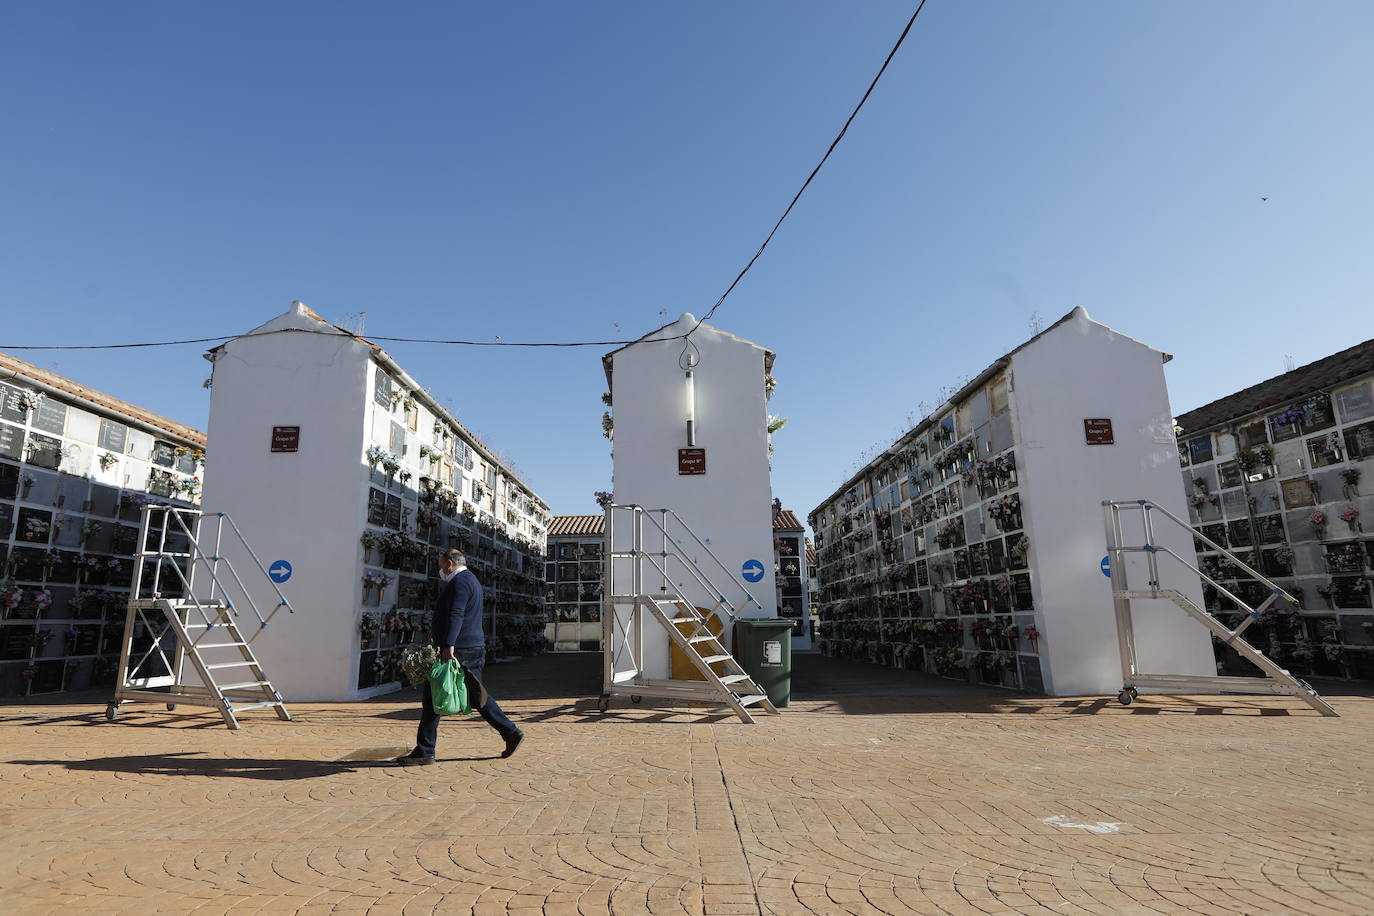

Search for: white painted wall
xmin=1012 ymin=307 xmax=1213 ymax=696
xmin=607 ymin=314 xmax=776 ymax=678
xmin=201 ymin=304 xmax=373 ymax=701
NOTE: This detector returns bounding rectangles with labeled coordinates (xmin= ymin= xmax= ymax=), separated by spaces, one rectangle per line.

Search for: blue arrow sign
xmin=269 ymin=560 xmax=293 ymax=584
xmin=741 ymin=559 xmax=765 ymax=583
xmin=1100 ymin=555 xmax=1112 ymax=578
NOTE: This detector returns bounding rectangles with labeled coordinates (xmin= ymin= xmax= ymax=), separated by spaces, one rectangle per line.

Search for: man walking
xmin=395 ymin=549 xmax=524 ymax=766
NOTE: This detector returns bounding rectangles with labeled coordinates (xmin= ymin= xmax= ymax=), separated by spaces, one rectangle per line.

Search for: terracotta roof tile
xmin=0 ymin=351 xmax=206 ymax=447
xmin=548 ymin=515 xmax=605 ymax=537
xmin=772 ymin=509 xmax=803 ymax=531
xmin=1177 ymin=337 xmax=1374 ymax=434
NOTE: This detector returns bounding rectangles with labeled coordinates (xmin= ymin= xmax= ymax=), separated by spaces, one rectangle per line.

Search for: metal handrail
xmin=605 ymin=505 xmax=761 ymax=621
xmin=1103 ymin=499 xmax=1296 ymax=611
xmin=652 ymin=506 xmax=764 ymax=615
xmin=132 ymin=506 xmax=294 ymax=642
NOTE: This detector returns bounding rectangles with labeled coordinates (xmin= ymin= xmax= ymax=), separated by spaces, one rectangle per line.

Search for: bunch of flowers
xmin=361 ymin=572 xmax=392 ymax=593
xmin=1340 ymin=507 xmax=1361 ymax=532
xmin=97 ymin=452 xmax=119 ymax=471
xmin=16 ymin=389 xmax=44 ymax=412
xmin=1342 ymin=468 xmax=1362 ymax=487
xmin=399 ymin=644 xmax=439 ymax=686
xmin=1021 ymin=624 xmax=1040 ymax=642
xmin=1310 ymin=510 xmax=1327 ymax=537
xmin=2 ymin=584 xmax=25 ymax=612
xmin=68 ymin=590 xmax=105 ymax=612
xmin=26 ymin=590 xmax=53 ymax=614
xmin=24 ymin=517 xmax=51 ymax=539
xmin=359 ymin=612 xmax=380 ymax=642
xmin=31 ymin=627 xmax=52 ymax=649
xmin=416 ymin=507 xmax=440 ymax=529
xmin=81 ymin=520 xmax=103 ymax=540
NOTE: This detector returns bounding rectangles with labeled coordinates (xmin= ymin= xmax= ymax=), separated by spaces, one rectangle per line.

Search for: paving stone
xmin=2 ymin=657 xmax=1372 ymax=914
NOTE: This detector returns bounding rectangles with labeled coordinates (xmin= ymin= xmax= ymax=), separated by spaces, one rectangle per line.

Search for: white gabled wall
xmin=201 ymin=304 xmax=372 ymax=701
xmin=608 ymin=314 xmax=776 ymax=678
xmin=1011 ymin=307 xmax=1213 ymax=696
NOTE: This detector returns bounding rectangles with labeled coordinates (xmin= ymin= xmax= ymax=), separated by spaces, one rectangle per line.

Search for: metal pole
xmin=632 ymin=507 xmax=642 ymax=677
xmin=603 ymin=506 xmax=613 ymax=693
xmin=1142 ymin=502 xmax=1160 ymax=594
xmin=1102 ymin=502 xmax=1138 ymax=687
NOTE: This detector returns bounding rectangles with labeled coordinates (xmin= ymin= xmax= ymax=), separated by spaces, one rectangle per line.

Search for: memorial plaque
xmin=71 ymin=625 xmax=100 ymax=655
xmin=0 ymin=505 xmax=11 ymax=540
xmin=678 ymin=448 xmax=706 ymax=475
xmin=1018 ymin=654 xmax=1044 ymax=693
xmin=1281 ymin=476 xmax=1316 ymax=509
xmin=1012 ymin=572 xmax=1034 ymax=610
xmin=1332 ymin=576 xmax=1372 ymax=609
xmin=32 ymin=400 xmax=67 ymax=435
xmin=1345 ymin=421 xmax=1374 ymax=461
xmin=0 ymin=384 xmax=24 ymax=422
xmin=271 ymin=426 xmax=300 ymax=453
xmin=0 ymin=626 xmax=32 ymax=660
xmin=31 ymin=660 xmax=64 ymax=693
xmin=1256 ymin=514 xmax=1286 ymax=544
xmin=97 ymin=418 xmax=127 ymax=454
xmin=26 ymin=433 xmax=62 ymax=470
xmin=0 ymin=423 xmax=22 ymax=460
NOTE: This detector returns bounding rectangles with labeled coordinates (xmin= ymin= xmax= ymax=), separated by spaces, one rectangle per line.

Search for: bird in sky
xmin=1261 ymin=197 xmax=1269 ymax=201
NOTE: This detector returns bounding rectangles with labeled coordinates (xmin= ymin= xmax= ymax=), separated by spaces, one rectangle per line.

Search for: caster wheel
xmin=596 ymin=695 xmax=610 ymax=713
xmin=1127 ymin=688 xmax=1139 ymax=700
xmin=631 ymin=695 xmax=642 ymax=704
xmin=105 ymin=705 xmax=119 ymax=721
xmin=166 ymin=703 xmax=177 ymax=711
xmin=1117 ymin=691 xmax=1134 ymax=706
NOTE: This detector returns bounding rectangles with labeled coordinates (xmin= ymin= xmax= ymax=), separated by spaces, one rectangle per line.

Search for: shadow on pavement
xmin=10 ymin=748 xmax=500 ymax=779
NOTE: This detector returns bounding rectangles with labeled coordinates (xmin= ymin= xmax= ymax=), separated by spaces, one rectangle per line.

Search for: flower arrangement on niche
xmin=16 ymin=389 xmax=44 ymax=413
xmin=1342 ymin=468 xmax=1361 ymax=498
xmin=1310 ymin=510 xmax=1327 ymax=539
xmin=1340 ymin=507 xmax=1361 ymax=533
xmin=1235 ymin=445 xmax=1274 ymax=474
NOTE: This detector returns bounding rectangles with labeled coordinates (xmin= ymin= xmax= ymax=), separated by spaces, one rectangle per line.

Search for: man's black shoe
xmin=501 ymin=730 xmax=524 ymax=759
xmin=394 ymin=748 xmax=436 ymax=766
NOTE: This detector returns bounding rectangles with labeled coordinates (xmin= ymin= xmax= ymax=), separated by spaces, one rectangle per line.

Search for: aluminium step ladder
xmin=107 ymin=505 xmax=294 ymax=729
xmin=599 ymin=504 xmax=781 ymax=723
xmin=1103 ymin=498 xmax=1337 ymax=717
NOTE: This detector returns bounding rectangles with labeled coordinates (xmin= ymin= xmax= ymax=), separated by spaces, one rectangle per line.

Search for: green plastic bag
xmin=427 ymin=659 xmax=471 ymax=716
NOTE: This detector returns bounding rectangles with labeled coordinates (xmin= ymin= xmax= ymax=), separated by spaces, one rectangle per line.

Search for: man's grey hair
xmin=444 ymin=549 xmax=466 ymax=566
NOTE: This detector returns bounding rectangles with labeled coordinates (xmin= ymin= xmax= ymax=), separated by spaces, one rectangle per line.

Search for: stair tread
xmin=218 ymin=681 xmax=272 ymax=691
xmin=736 ymin=694 xmax=770 ymax=707
xmin=719 ymin=674 xmax=751 ymax=685
xmin=699 ymin=654 xmax=732 ymax=665
xmin=688 ymin=635 xmax=719 ymax=644
xmin=204 ymin=661 xmax=257 ymax=670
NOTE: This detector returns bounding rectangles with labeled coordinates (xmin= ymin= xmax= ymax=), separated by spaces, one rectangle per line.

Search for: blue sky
xmin=2 ymin=2 xmax=1371 ymax=526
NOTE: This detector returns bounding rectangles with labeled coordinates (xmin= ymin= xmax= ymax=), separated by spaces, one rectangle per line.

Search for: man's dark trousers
xmin=416 ymin=647 xmax=518 ymax=757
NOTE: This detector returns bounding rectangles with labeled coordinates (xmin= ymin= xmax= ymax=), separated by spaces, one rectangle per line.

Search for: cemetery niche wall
xmin=0 ymin=352 xmax=204 ymax=698
xmin=1175 ymin=337 xmax=1374 ymax=683
xmin=810 ymin=307 xmax=1214 ymax=698
xmin=602 ymin=313 xmax=778 ymax=679
xmin=201 ymin=303 xmax=550 ymax=701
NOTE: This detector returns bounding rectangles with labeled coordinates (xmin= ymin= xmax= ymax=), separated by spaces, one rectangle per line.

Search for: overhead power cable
xmin=684 ymin=0 xmax=929 ymax=342
xmin=1 ymin=2 xmax=928 ymax=356
xmin=0 ymin=327 xmax=647 ymax=351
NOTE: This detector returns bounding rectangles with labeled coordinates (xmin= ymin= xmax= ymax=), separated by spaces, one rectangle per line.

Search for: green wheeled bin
xmin=732 ymin=618 xmax=793 ymax=708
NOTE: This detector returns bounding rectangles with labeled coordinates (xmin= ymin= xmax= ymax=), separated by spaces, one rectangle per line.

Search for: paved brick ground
xmin=2 ymin=655 xmax=1372 ymax=914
